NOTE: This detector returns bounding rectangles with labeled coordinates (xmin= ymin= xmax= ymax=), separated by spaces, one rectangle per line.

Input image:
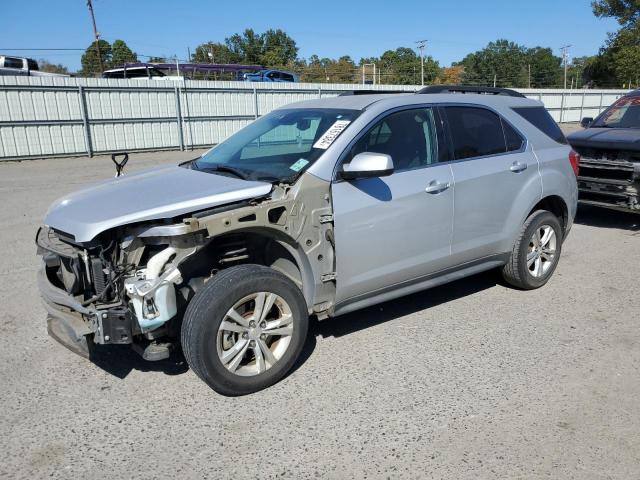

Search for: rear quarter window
xmin=503 ymin=120 xmax=525 ymax=151
xmin=512 ymin=106 xmax=567 ymax=145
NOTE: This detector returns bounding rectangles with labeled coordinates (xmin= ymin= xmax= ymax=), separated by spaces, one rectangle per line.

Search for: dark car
xmin=567 ymin=90 xmax=640 ymax=213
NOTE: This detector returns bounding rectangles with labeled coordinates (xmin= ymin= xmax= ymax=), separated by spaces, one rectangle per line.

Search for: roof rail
xmin=339 ymin=90 xmax=408 ymax=96
xmin=418 ymin=85 xmax=526 ymax=98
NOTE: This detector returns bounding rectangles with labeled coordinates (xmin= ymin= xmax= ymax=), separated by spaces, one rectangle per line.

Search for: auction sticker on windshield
xmin=313 ymin=120 xmax=351 ymax=150
xmin=289 ymin=158 xmax=309 ymax=172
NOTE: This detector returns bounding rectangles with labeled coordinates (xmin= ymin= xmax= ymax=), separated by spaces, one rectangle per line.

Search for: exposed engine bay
xmin=37 ymin=174 xmax=336 ymax=360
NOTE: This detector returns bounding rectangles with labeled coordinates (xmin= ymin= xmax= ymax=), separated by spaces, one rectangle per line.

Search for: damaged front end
xmin=574 ymin=147 xmax=640 ymax=212
xmin=36 ymin=171 xmax=337 ymax=362
xmin=36 ymin=223 xmax=205 ymax=360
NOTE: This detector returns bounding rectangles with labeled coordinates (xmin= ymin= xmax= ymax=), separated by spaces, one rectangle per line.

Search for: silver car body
xmin=38 ymin=91 xmax=578 ymax=353
xmin=45 ymin=165 xmax=272 ymax=243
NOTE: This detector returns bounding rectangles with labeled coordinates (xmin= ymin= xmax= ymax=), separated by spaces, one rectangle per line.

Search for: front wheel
xmin=502 ymin=210 xmax=563 ymax=290
xmin=181 ymin=264 xmax=309 ymax=396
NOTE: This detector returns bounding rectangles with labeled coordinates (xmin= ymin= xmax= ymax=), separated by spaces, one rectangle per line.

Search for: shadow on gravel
xmin=89 ymin=345 xmax=188 ymax=379
xmin=575 ymin=205 xmax=640 ymax=232
xmin=314 ymin=270 xmax=499 ymax=340
xmin=88 ymin=270 xmax=498 ymax=380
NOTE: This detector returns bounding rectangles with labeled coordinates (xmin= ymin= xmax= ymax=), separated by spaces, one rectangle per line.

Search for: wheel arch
xmin=180 ymin=226 xmax=317 ymax=309
xmin=526 ymin=195 xmax=569 ymax=234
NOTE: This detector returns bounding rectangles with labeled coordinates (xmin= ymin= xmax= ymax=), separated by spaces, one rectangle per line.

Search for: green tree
xmin=191 ymin=42 xmax=240 ymax=64
xmin=458 ymin=39 xmax=528 ymax=87
xmin=332 ymin=56 xmax=357 ymax=83
xmin=81 ymin=39 xmax=111 ymax=76
xmin=37 ymin=59 xmax=69 ymax=75
xmin=110 ymin=39 xmax=138 ymax=67
xmin=224 ymin=28 xmax=298 ymax=67
xmin=226 ymin=29 xmax=265 ymax=64
xmin=376 ymin=47 xmax=439 ymax=84
xmin=299 ymin=55 xmax=332 ymax=82
xmin=589 ymin=0 xmax=640 ymax=86
xmin=456 ymin=40 xmax=564 ymax=88
xmin=592 ymin=0 xmax=640 ymax=27
xmin=582 ymin=55 xmax=617 ymax=87
xmin=612 ymin=45 xmax=640 ymax=86
xmin=261 ymin=29 xmax=298 ymax=66
xmin=524 ymin=47 xmax=563 ymax=87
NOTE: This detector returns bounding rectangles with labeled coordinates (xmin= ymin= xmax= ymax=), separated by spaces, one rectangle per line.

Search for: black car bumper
xmin=38 ymin=266 xmax=97 ymax=358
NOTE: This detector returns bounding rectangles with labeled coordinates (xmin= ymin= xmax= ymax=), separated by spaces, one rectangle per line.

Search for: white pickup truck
xmin=0 ymin=56 xmax=68 ymax=77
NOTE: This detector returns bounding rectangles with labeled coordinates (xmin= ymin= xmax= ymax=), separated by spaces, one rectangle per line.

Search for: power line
xmin=0 ymin=48 xmax=85 ymax=51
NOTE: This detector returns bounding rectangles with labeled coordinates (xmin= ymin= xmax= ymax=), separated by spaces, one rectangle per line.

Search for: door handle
xmin=425 ymin=181 xmax=451 ymax=194
xmin=510 ymin=161 xmax=528 ymax=173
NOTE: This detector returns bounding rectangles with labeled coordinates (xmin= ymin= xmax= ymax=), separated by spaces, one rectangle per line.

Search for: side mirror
xmin=580 ymin=117 xmax=594 ymax=128
xmin=340 ymin=152 xmax=394 ymax=180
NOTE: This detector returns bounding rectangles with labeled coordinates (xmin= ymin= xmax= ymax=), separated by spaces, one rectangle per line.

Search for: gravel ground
xmin=1 ymin=138 xmax=639 ymax=479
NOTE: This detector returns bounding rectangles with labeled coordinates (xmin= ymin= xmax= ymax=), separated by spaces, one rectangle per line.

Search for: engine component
xmin=124 ymin=246 xmax=181 ymax=333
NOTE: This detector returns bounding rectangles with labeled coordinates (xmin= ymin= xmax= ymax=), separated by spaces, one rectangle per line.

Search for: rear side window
xmin=445 ymin=107 xmax=507 ymax=160
xmin=512 ymin=107 xmax=567 ymax=144
xmin=503 ymin=120 xmax=525 ymax=151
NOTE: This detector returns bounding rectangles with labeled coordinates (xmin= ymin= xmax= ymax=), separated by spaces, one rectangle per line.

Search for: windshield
xmin=191 ymin=108 xmax=361 ymax=182
xmin=593 ymin=96 xmax=640 ymax=128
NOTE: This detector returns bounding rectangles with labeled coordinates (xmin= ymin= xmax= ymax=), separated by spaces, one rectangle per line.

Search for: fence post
xmin=174 ymin=86 xmax=184 ymax=151
xmin=599 ymin=92 xmax=604 ymax=114
xmin=318 ymin=87 xmax=322 ymax=99
xmin=559 ymin=92 xmax=566 ymax=123
xmin=579 ymin=91 xmax=586 ymax=122
xmin=78 ymin=86 xmax=93 ymax=157
xmin=253 ymin=87 xmax=259 ymax=119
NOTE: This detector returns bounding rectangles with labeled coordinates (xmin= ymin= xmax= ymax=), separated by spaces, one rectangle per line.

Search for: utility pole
xmin=415 ymin=39 xmax=427 ymax=86
xmin=493 ymin=74 xmax=497 ymax=88
xmin=86 ymin=0 xmax=104 ymax=74
xmin=528 ymin=64 xmax=531 ymax=88
xmin=560 ymin=45 xmax=572 ymax=90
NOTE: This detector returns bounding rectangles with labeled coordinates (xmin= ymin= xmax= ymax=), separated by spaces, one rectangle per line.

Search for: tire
xmin=181 ymin=264 xmax=309 ymax=396
xmin=502 ymin=210 xmax=563 ymax=290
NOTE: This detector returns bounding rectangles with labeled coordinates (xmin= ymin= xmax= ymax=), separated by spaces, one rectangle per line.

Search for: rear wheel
xmin=502 ymin=210 xmax=563 ymax=290
xmin=181 ymin=264 xmax=309 ymax=395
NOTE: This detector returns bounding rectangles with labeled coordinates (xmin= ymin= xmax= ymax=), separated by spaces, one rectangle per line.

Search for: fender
xmin=183 ymin=172 xmax=337 ymax=314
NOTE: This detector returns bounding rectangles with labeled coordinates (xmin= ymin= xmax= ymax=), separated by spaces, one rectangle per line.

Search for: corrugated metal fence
xmin=0 ymin=76 xmax=630 ymax=160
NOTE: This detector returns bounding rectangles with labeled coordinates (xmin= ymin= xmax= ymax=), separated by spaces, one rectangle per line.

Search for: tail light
xmin=569 ymin=150 xmax=580 ymax=176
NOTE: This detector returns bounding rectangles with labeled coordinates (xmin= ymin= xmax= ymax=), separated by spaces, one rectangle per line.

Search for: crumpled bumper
xmin=37 ymin=266 xmax=97 ymax=358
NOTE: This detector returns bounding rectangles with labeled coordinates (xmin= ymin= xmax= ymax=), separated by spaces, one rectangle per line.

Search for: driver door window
xmin=332 ymin=106 xmax=455 ymax=304
xmin=345 ymin=108 xmax=438 ymax=172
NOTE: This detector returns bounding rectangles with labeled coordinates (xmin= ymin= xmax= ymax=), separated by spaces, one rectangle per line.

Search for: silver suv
xmin=37 ymin=86 xmax=578 ymax=395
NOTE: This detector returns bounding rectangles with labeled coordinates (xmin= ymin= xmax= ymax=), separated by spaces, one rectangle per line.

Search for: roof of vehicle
xmin=281 ymin=92 xmax=541 ymax=111
xmin=103 ymin=66 xmax=161 ymax=72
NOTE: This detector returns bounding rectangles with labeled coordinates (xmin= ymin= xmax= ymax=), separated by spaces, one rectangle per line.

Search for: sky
xmin=1 ymin=0 xmax=621 ymax=71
